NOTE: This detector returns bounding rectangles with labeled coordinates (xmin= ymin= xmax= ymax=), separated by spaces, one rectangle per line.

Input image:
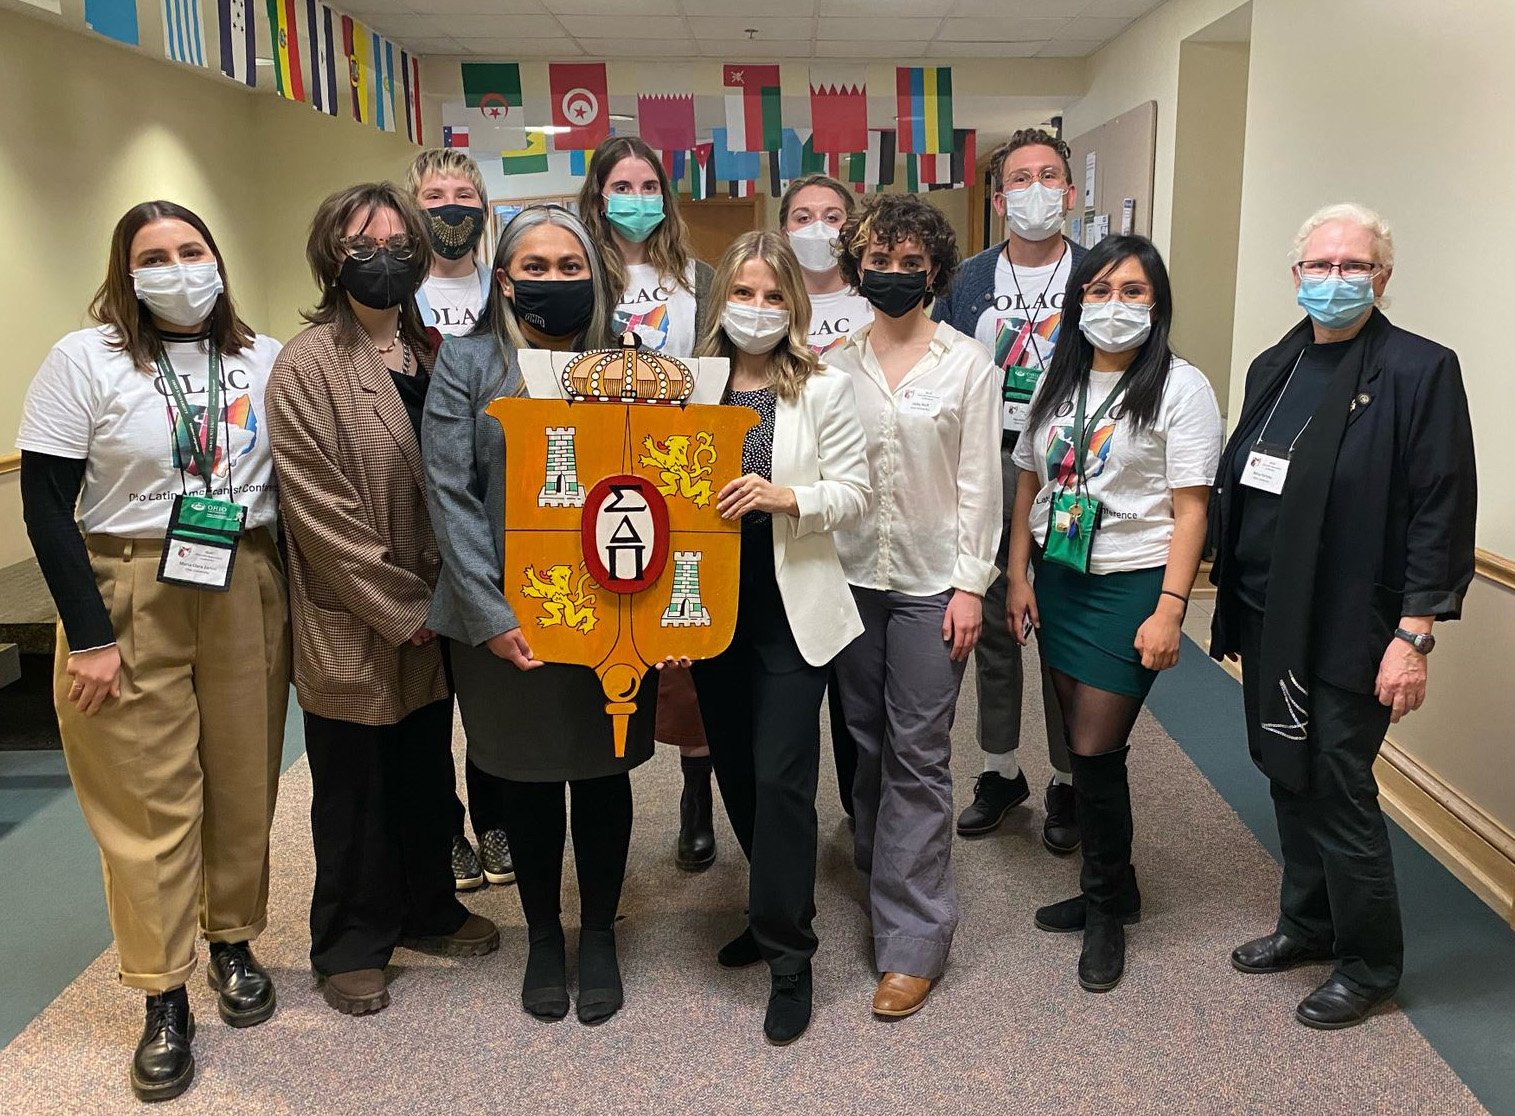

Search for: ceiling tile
xmin=1078 ymin=0 xmax=1166 ymax=16
xmin=575 ymin=36 xmax=694 ymax=53
xmin=812 ymin=40 xmax=930 ymax=58
xmin=818 ymin=0 xmax=951 ymax=15
xmin=560 ymin=13 xmax=687 ymax=36
xmin=937 ymin=16 xmax=1069 ymax=40
xmin=946 ymin=0 xmax=1082 ymax=13
xmin=407 ymin=0 xmax=546 ymax=13
xmin=340 ymin=0 xmax=414 ymax=13
xmin=427 ymin=13 xmax=565 ymax=35
xmin=814 ymin=16 xmax=942 ymax=39
xmin=926 ymin=40 xmax=1048 ymax=57
xmin=698 ymin=39 xmax=814 ymax=58
xmin=346 ymin=13 xmax=434 ymax=37
xmin=538 ymin=0 xmax=681 ymax=11
xmin=686 ymin=16 xmax=805 ymax=38
xmin=395 ymin=36 xmax=468 ymax=53
xmin=464 ymin=37 xmax=576 ymax=54
xmin=1035 ymin=38 xmax=1106 ymax=55
xmin=1057 ymin=15 xmax=1137 ymax=39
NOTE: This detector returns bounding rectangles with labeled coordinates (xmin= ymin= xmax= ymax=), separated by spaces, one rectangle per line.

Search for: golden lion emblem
xmin=638 ymin=431 xmax=717 ymax=508
xmin=521 ymin=563 xmax=599 ymax=633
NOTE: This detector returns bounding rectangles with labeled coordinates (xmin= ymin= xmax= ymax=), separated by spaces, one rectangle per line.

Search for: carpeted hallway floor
xmin=0 ymin=653 xmax=1488 ymax=1115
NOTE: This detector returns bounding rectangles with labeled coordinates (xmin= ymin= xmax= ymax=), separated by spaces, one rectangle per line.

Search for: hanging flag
xmin=767 ymin=151 xmax=782 ymax=197
xmin=163 ymin=0 xmax=207 ymax=67
xmin=638 ymin=95 xmax=696 ymax=152
xmin=778 ymin=129 xmax=804 ymax=182
xmin=690 ymin=143 xmax=715 ymax=201
xmin=380 ymin=38 xmax=399 ymax=133
xmin=503 ymin=131 xmax=550 ymax=176
xmin=799 ymin=131 xmax=825 ymax=176
xmin=549 ymin=63 xmax=609 ymax=152
xmin=369 ymin=32 xmax=386 ymax=130
xmin=952 ymin=128 xmax=977 ymax=188
xmin=722 ymin=64 xmax=782 ymax=152
xmin=865 ymin=129 xmax=897 ymax=189
xmin=342 ymin=16 xmax=369 ymax=123
xmin=905 ymin=154 xmax=919 ymax=193
xmin=461 ymin=62 xmax=522 ymax=132
xmin=443 ymin=126 xmax=469 ymax=151
xmin=729 ymin=180 xmax=753 ymax=199
xmin=444 ymin=101 xmax=523 ymax=157
xmin=264 ymin=0 xmax=304 ymax=100
xmin=711 ymin=127 xmax=762 ymax=183
xmin=400 ymin=50 xmax=417 ymax=143
xmin=305 ymin=0 xmax=336 ymax=113
xmin=808 ymin=65 xmax=867 ymax=154
xmin=896 ymin=67 xmax=954 ymax=155
xmin=659 ymin=149 xmax=688 ymax=184
xmin=85 ymin=0 xmax=139 ymax=45
xmin=570 ymin=149 xmax=588 ymax=177
xmin=918 ymin=151 xmax=951 ymax=186
xmin=218 ymin=0 xmax=255 ymax=85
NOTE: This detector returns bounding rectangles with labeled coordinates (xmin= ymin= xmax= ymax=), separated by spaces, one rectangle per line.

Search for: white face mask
xmin=787 ymin=223 xmax=841 ymax=273
xmin=133 ymin=262 xmax=225 ymax=328
xmin=1079 ymin=300 xmax=1152 ymax=353
xmin=722 ymin=301 xmax=791 ymax=355
xmin=1003 ymin=182 xmax=1067 ymax=242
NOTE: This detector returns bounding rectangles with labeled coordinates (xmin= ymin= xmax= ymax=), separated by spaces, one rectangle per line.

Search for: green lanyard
xmin=157 ymin=348 xmax=222 ymax=495
xmin=1068 ymin=370 xmax=1131 ymax=494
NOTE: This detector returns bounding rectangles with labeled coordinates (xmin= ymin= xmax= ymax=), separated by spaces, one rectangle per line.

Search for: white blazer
xmin=766 ymin=365 xmax=871 ymax=666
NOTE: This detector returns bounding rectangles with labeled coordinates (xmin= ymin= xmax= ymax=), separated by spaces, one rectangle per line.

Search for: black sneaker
xmin=479 ymin=829 xmax=515 ymax=886
xmin=452 ymin=834 xmax=484 ymax=891
xmin=955 ymin=770 xmax=1030 ymax=836
xmin=131 ymin=993 xmax=195 ymax=1102
xmin=1042 ymin=779 xmax=1081 ymax=854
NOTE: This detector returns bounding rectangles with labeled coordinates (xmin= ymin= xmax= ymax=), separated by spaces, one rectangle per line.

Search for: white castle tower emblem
xmin=660 ymin=550 xmax=712 ymax=627
xmin=538 ymin=425 xmax=586 ymax=508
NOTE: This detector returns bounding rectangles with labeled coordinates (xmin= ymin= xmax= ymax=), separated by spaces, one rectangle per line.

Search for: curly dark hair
xmin=987 ymin=127 xmax=1073 ymax=191
xmin=836 ymin=194 xmax=958 ymax=303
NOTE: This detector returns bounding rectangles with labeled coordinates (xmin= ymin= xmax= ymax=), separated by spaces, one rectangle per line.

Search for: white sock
xmin=1051 ymin=770 xmax=1073 ymax=786
xmin=983 ymin=752 xmax=1020 ymax=779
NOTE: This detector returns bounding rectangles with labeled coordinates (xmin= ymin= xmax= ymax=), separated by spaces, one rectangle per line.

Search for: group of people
xmin=16 ymin=127 xmax=1476 ymax=1103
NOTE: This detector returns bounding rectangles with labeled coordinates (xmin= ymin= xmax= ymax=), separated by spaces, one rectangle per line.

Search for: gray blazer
xmin=421 ymin=332 xmax=522 ymax=646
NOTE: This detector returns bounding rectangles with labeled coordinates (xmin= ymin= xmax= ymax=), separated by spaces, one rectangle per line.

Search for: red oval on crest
xmin=580 ymin=474 xmax=671 ymax=594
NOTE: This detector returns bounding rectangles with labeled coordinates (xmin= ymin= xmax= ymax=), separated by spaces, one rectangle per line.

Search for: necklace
xmin=372 ymin=326 xmax=402 ymax=355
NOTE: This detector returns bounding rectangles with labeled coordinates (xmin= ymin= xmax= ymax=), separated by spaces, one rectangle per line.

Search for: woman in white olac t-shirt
xmin=16 ymin=202 xmax=289 ymax=1103
xmin=779 ymin=173 xmax=874 ymax=360
xmin=575 ymin=135 xmax=721 ymax=871
xmin=1006 ymin=236 xmax=1221 ymax=998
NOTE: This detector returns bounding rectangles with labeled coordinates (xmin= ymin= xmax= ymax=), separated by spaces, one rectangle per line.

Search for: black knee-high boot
xmin=1070 ymin=748 xmax=1133 ymax=992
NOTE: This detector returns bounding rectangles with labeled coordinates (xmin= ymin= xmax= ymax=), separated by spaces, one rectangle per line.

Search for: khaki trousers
xmin=54 ymin=530 xmax=291 ymax=993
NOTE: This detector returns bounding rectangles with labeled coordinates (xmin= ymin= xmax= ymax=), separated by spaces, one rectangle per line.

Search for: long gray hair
xmin=470 ymin=204 xmax=615 ymax=394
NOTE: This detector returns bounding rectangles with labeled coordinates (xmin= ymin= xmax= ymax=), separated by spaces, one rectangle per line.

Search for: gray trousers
xmin=836 ymin=586 xmax=965 ymax=980
xmin=976 ymin=444 xmax=1071 ymax=773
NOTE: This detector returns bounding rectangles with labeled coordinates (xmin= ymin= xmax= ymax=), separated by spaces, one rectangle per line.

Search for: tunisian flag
xmin=549 ymin=62 xmax=609 ymax=152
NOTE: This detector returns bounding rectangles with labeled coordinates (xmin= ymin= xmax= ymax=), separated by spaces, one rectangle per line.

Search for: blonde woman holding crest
xmin=689 ymin=231 xmax=869 ymax=1045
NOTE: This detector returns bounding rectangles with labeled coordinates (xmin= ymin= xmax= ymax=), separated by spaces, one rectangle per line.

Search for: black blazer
xmin=1209 ymin=311 xmax=1477 ymax=695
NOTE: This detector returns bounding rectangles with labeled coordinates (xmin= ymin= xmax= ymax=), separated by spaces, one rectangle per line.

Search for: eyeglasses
xmin=1295 ymin=259 xmax=1380 ymax=280
xmin=1082 ymin=281 xmax=1154 ymax=304
xmin=340 ymin=233 xmax=416 ymax=262
xmin=1004 ymin=168 xmax=1068 ymax=189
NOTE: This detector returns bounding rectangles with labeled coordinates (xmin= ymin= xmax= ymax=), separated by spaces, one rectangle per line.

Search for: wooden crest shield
xmin=488 ymin=337 xmax=758 ymax=756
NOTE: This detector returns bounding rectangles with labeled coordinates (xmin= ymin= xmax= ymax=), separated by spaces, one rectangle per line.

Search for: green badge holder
xmin=1040 ymin=371 xmax=1130 ymax=574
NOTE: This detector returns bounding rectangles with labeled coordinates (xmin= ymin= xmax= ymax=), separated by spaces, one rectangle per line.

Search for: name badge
xmin=158 ymin=494 xmax=246 ymax=592
xmin=1003 ymin=363 xmax=1041 ymax=432
xmin=901 ymin=387 xmax=942 ymax=417
xmin=1239 ymin=442 xmax=1291 ymax=495
xmin=1005 ymin=401 xmax=1030 ymax=431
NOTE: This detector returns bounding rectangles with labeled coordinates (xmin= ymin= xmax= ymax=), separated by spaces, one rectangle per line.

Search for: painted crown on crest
xmin=561 ymin=333 xmax=694 ymax=405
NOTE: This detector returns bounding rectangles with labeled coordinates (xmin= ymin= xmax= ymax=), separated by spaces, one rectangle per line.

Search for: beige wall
xmin=0 ymin=8 xmax=416 ymax=567
xmin=1167 ymin=39 xmax=1248 ymax=412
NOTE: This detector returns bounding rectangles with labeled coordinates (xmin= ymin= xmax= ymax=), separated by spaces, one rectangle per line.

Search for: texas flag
xmin=550 ymin=62 xmax=609 ymax=152
xmin=723 ymin=64 xmax=782 ymax=152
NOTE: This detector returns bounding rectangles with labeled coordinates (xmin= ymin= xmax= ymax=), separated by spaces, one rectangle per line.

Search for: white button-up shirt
xmin=827 ymin=320 xmax=1003 ymax=597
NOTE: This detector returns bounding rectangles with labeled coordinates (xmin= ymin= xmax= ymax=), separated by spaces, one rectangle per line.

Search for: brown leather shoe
xmin=872 ymin=972 xmax=933 ymax=1018
xmin=318 ymin=969 xmax=389 ymax=1016
xmin=401 ymin=913 xmax=501 ymax=958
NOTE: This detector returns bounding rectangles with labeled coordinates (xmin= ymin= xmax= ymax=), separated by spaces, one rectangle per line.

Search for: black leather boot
xmin=1070 ymin=748 xmax=1134 ymax=993
xmin=1033 ymin=865 xmax=1141 ymax=933
xmin=207 ymin=940 xmax=276 ymax=1027
xmin=675 ymin=753 xmax=717 ymax=871
xmin=131 ymin=989 xmax=195 ymax=1102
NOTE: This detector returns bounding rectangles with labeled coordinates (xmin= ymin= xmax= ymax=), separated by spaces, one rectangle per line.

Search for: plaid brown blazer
xmin=265 ymin=322 xmax=448 ymax=726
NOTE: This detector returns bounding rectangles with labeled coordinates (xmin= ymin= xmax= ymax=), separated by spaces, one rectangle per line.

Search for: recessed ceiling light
xmin=608 ymin=113 xmax=634 ymax=122
xmin=255 ymin=57 xmax=274 ymax=65
xmin=527 ymin=125 xmax=571 ymax=134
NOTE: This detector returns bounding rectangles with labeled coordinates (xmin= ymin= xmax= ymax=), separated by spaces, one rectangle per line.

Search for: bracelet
xmin=1160 ymin=589 xmax=1189 ymax=611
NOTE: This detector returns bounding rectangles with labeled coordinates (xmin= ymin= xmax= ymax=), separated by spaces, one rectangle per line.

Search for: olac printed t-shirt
xmin=614 ymin=261 xmax=698 ymax=357
xmin=974 ymin=248 xmax=1074 ymax=435
xmin=420 ymin=273 xmax=485 ymax=337
xmin=807 ymin=288 xmax=873 ymax=357
xmin=1012 ymin=357 xmax=1223 ymax=575
xmin=17 ymin=327 xmax=281 ymax=536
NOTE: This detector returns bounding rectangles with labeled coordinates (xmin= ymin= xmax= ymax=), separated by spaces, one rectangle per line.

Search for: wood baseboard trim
xmin=0 ymin=452 xmax=18 ymax=476
xmin=1375 ymin=738 xmax=1515 ymax=928
xmin=1476 ymin=548 xmax=1515 ymax=592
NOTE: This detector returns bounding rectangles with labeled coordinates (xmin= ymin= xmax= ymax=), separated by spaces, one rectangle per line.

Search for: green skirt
xmin=1032 ymin=557 xmax=1166 ymax=699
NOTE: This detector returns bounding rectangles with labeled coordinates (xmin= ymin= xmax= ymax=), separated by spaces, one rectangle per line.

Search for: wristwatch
xmin=1394 ymin=628 xmax=1436 ymax=655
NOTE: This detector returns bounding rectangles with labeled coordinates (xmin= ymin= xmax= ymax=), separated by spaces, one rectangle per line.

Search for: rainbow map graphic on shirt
xmin=994 ymin=313 xmax=1062 ymax=373
xmin=168 ymin=393 xmax=259 ymax=483
xmin=613 ymin=304 xmax=671 ymax=351
xmin=811 ymin=334 xmax=849 ymax=356
xmin=1047 ymin=419 xmax=1116 ymax=488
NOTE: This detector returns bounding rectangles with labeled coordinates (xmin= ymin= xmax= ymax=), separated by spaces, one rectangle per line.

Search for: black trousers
xmin=1240 ymin=609 xmax=1402 ymax=994
xmin=827 ymin=673 xmax=857 ymax=817
xmin=692 ymin=525 xmax=829 ymax=975
xmin=305 ymin=698 xmax=470 ymax=975
xmin=450 ymin=757 xmax=508 ymax=841
xmin=497 ymin=773 xmax=633 ymax=937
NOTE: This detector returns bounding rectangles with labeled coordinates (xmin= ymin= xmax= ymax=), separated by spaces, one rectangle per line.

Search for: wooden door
xmin=680 ymin=196 xmax=764 ymax=265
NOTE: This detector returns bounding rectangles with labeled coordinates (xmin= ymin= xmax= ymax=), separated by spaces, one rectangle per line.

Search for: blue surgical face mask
xmin=1296 ymin=274 xmax=1374 ymax=330
xmin=604 ymin=194 xmax=665 ymax=244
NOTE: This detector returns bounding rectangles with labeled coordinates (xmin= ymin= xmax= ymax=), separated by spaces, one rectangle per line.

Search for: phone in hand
xmin=1021 ymin=611 xmax=1035 ymax=641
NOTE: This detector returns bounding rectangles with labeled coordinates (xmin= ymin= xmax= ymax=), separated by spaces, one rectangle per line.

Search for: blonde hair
xmin=575 ymin=136 xmax=695 ymax=301
xmin=405 ymin=148 xmax=489 ymax=206
xmin=1292 ymin=203 xmax=1394 ymax=268
xmin=695 ymin=230 xmax=819 ymax=402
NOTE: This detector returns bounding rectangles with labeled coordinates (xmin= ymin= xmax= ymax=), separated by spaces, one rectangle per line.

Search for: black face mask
xmin=426 ymin=204 xmax=486 ymax=260
xmin=510 ymin=278 xmax=596 ymax=339
xmin=339 ymin=250 xmax=421 ymax=311
xmin=859 ymin=268 xmax=931 ymax=319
